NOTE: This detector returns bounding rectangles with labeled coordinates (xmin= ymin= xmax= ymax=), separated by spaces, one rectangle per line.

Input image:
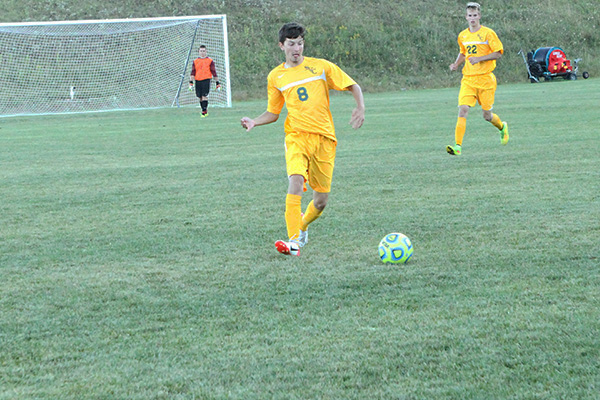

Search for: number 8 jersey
xmin=458 ymin=26 xmax=504 ymax=77
xmin=267 ymin=57 xmax=357 ymax=142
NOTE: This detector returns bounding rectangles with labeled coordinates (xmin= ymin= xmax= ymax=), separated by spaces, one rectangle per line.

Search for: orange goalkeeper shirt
xmin=266 ymin=57 xmax=356 ymax=142
xmin=192 ymin=57 xmax=217 ymax=81
xmin=458 ymin=25 xmax=503 ymax=76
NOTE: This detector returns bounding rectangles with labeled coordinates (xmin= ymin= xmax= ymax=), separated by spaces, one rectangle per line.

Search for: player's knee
xmin=314 ymin=199 xmax=328 ymax=210
xmin=287 ymin=175 xmax=304 ymax=195
xmin=313 ymin=193 xmax=329 ymax=210
xmin=483 ymin=112 xmax=493 ymax=122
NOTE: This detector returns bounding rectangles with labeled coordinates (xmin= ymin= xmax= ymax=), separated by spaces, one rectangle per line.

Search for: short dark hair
xmin=278 ymin=23 xmax=305 ymax=44
xmin=199 ymin=45 xmax=206 ymax=49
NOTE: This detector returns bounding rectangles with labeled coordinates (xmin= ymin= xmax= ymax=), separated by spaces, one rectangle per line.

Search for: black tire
xmin=528 ymin=62 xmax=543 ymax=78
xmin=530 ymin=78 xmax=538 ymax=83
xmin=566 ymin=73 xmax=577 ymax=81
xmin=583 ymin=71 xmax=590 ymax=79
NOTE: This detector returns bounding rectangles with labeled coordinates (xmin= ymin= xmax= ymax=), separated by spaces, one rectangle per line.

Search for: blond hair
xmin=466 ymin=2 xmax=481 ymax=11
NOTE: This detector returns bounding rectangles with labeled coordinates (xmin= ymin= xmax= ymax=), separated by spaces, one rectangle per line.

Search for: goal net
xmin=0 ymin=15 xmax=231 ymax=117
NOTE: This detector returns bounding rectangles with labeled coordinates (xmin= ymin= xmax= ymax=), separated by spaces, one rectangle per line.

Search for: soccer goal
xmin=0 ymin=15 xmax=231 ymax=117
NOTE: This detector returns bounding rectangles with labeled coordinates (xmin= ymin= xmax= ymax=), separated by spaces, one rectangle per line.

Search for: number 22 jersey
xmin=458 ymin=26 xmax=503 ymax=77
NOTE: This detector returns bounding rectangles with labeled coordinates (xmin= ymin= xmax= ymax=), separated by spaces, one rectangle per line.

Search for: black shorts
xmin=195 ymin=79 xmax=211 ymax=98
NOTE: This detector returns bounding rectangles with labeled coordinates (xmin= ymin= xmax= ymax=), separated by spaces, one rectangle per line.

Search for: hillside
xmin=2 ymin=0 xmax=598 ymax=98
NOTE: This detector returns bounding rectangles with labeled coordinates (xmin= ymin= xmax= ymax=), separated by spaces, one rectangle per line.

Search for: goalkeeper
xmin=240 ymin=22 xmax=365 ymax=257
xmin=189 ymin=45 xmax=220 ymax=117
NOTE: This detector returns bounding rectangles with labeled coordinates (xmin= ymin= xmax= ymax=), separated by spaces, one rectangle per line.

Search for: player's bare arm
xmin=468 ymin=51 xmax=502 ymax=65
xmin=450 ymin=53 xmax=466 ymax=71
xmin=348 ymin=84 xmax=365 ymax=129
xmin=240 ymin=111 xmax=279 ymax=132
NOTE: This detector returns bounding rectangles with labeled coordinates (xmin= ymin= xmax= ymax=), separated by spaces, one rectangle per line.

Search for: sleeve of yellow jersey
xmin=324 ymin=59 xmax=356 ymax=91
xmin=488 ymin=29 xmax=504 ymax=54
xmin=266 ymin=71 xmax=285 ymax=115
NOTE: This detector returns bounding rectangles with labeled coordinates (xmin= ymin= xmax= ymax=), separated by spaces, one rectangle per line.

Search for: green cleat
xmin=446 ymin=144 xmax=462 ymax=156
xmin=500 ymin=121 xmax=509 ymax=145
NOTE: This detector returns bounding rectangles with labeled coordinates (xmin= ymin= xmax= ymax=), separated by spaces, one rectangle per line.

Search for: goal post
xmin=0 ymin=15 xmax=231 ymax=117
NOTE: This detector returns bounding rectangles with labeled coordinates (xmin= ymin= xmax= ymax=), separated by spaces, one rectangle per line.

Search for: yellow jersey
xmin=458 ymin=25 xmax=503 ymax=76
xmin=267 ymin=56 xmax=356 ymax=142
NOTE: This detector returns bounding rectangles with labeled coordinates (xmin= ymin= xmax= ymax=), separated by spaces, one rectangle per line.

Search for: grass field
xmin=1 ymin=79 xmax=599 ymax=399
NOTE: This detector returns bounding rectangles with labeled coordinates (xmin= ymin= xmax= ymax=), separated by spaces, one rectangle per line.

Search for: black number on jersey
xmin=466 ymin=45 xmax=478 ymax=55
xmin=297 ymin=87 xmax=309 ymax=101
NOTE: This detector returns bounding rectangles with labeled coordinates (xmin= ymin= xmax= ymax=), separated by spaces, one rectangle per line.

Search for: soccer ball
xmin=378 ymin=232 xmax=413 ymax=264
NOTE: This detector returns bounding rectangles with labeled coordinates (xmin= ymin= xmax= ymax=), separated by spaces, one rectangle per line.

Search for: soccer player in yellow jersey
xmin=240 ymin=22 xmax=365 ymax=256
xmin=447 ymin=2 xmax=509 ymax=156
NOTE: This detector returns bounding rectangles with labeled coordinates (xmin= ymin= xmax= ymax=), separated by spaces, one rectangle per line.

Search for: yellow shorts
xmin=458 ymin=73 xmax=497 ymax=110
xmin=285 ymin=132 xmax=337 ymax=193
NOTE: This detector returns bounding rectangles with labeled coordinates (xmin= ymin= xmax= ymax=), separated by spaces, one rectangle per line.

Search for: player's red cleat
xmin=275 ymin=240 xmax=300 ymax=256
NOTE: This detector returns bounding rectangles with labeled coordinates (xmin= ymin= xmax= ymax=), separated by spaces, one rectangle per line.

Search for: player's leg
xmin=199 ymin=80 xmax=211 ymax=116
xmin=448 ymin=80 xmax=475 ymax=156
xmin=483 ymin=108 xmax=499 ymax=126
xmin=456 ymin=105 xmax=469 ymax=145
xmin=276 ymin=133 xmax=310 ymax=255
xmin=200 ymin=96 xmax=208 ymax=115
xmin=299 ymin=136 xmax=336 ymax=247
xmin=275 ymin=173 xmax=304 ymax=256
xmin=285 ymin=174 xmax=304 ymax=241
xmin=483 ymin=109 xmax=508 ymax=144
xmin=301 ymin=192 xmax=328 ymax=230
xmin=298 ymin=192 xmax=328 ymax=247
xmin=194 ymin=80 xmax=202 ymax=108
xmin=447 ymin=106 xmax=468 ymax=156
xmin=482 ymin=103 xmax=509 ymax=146
xmin=480 ymin=75 xmax=508 ymax=144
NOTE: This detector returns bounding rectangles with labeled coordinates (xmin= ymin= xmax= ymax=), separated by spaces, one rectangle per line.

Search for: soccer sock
xmin=490 ymin=113 xmax=503 ymax=130
xmin=300 ymin=200 xmax=323 ymax=231
xmin=201 ymin=100 xmax=208 ymax=112
xmin=285 ymin=194 xmax=302 ymax=241
xmin=455 ymin=117 xmax=466 ymax=146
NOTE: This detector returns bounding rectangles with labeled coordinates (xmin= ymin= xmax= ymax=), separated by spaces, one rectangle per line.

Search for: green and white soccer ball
xmin=378 ymin=232 xmax=413 ymax=264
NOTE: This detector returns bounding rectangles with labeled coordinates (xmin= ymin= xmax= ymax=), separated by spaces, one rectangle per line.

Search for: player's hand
xmin=349 ymin=107 xmax=365 ymax=129
xmin=468 ymin=56 xmax=480 ymax=65
xmin=449 ymin=63 xmax=458 ymax=71
xmin=240 ymin=117 xmax=255 ymax=132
